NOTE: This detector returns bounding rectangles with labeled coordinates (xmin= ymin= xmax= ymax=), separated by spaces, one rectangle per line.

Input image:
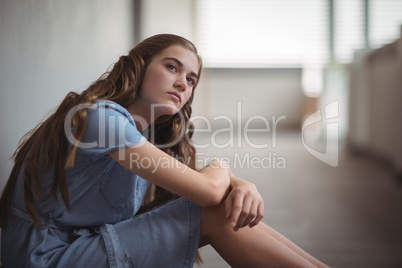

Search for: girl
xmin=0 ymin=34 xmax=328 ymax=267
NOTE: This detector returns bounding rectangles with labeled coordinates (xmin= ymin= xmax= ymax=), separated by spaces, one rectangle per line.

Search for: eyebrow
xmin=163 ymin=57 xmax=199 ymax=80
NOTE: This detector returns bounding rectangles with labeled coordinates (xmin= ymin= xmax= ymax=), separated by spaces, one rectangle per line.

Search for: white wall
xmin=140 ymin=0 xmax=195 ymax=41
xmin=196 ymin=68 xmax=303 ymax=128
xmin=0 ymin=0 xmax=134 ymax=191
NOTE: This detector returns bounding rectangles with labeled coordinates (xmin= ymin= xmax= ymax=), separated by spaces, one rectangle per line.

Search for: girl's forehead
xmin=157 ymin=45 xmax=199 ymax=68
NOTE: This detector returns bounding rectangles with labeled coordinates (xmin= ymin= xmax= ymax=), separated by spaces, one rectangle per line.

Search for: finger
xmin=242 ymin=200 xmax=258 ymax=228
xmin=224 ymin=193 xmax=234 ymax=220
xmin=228 ymin=193 xmax=245 ymax=229
xmin=236 ymin=197 xmax=253 ymax=228
xmin=249 ymin=200 xmax=264 ymax=227
xmin=242 ymin=213 xmax=256 ymax=228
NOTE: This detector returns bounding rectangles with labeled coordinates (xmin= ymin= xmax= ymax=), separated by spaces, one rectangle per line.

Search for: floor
xmin=192 ymin=130 xmax=402 ymax=268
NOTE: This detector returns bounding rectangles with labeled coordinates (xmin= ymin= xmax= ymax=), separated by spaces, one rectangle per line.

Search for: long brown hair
xmin=0 ymin=34 xmax=202 ymax=228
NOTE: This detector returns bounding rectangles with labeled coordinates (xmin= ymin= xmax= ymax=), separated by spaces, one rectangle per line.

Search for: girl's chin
xmin=153 ymin=105 xmax=182 ymax=118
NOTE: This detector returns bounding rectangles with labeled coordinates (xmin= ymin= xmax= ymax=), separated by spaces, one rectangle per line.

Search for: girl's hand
xmin=225 ymin=175 xmax=264 ymax=231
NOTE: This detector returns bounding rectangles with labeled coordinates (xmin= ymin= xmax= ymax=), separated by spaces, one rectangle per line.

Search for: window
xmin=334 ymin=0 xmax=364 ymax=63
xmin=195 ymin=0 xmax=329 ymax=67
xmin=370 ymin=0 xmax=402 ymax=48
xmin=195 ymin=0 xmax=402 ymax=67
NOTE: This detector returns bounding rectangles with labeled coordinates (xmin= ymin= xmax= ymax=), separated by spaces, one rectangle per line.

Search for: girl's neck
xmin=126 ymin=98 xmax=156 ymax=133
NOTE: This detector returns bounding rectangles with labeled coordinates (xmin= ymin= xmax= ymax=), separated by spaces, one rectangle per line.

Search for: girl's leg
xmin=257 ymin=222 xmax=329 ymax=268
xmin=199 ymin=202 xmax=329 ymax=268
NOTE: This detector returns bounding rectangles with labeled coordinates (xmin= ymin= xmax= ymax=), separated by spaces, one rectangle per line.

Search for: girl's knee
xmin=199 ymin=201 xmax=228 ymax=245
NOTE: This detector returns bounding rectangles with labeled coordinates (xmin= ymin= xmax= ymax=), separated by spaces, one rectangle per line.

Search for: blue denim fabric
xmin=112 ymin=198 xmax=201 ymax=268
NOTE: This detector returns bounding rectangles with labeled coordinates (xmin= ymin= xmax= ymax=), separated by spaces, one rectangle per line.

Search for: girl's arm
xmin=108 ymin=140 xmax=231 ymax=207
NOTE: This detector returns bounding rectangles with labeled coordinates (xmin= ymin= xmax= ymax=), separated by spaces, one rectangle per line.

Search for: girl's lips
xmin=168 ymin=92 xmax=181 ymax=102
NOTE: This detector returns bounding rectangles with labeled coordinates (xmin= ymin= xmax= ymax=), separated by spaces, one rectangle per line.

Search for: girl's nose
xmin=174 ymin=77 xmax=186 ymax=92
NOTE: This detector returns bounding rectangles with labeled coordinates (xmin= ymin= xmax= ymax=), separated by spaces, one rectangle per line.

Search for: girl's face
xmin=138 ymin=45 xmax=199 ymax=118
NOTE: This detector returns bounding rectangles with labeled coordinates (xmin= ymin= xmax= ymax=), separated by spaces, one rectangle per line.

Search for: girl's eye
xmin=186 ymin=77 xmax=195 ymax=85
xmin=167 ymin=64 xmax=176 ymax=72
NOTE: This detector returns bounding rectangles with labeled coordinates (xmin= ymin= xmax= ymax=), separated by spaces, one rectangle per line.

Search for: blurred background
xmin=1 ymin=0 xmax=402 ymax=267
